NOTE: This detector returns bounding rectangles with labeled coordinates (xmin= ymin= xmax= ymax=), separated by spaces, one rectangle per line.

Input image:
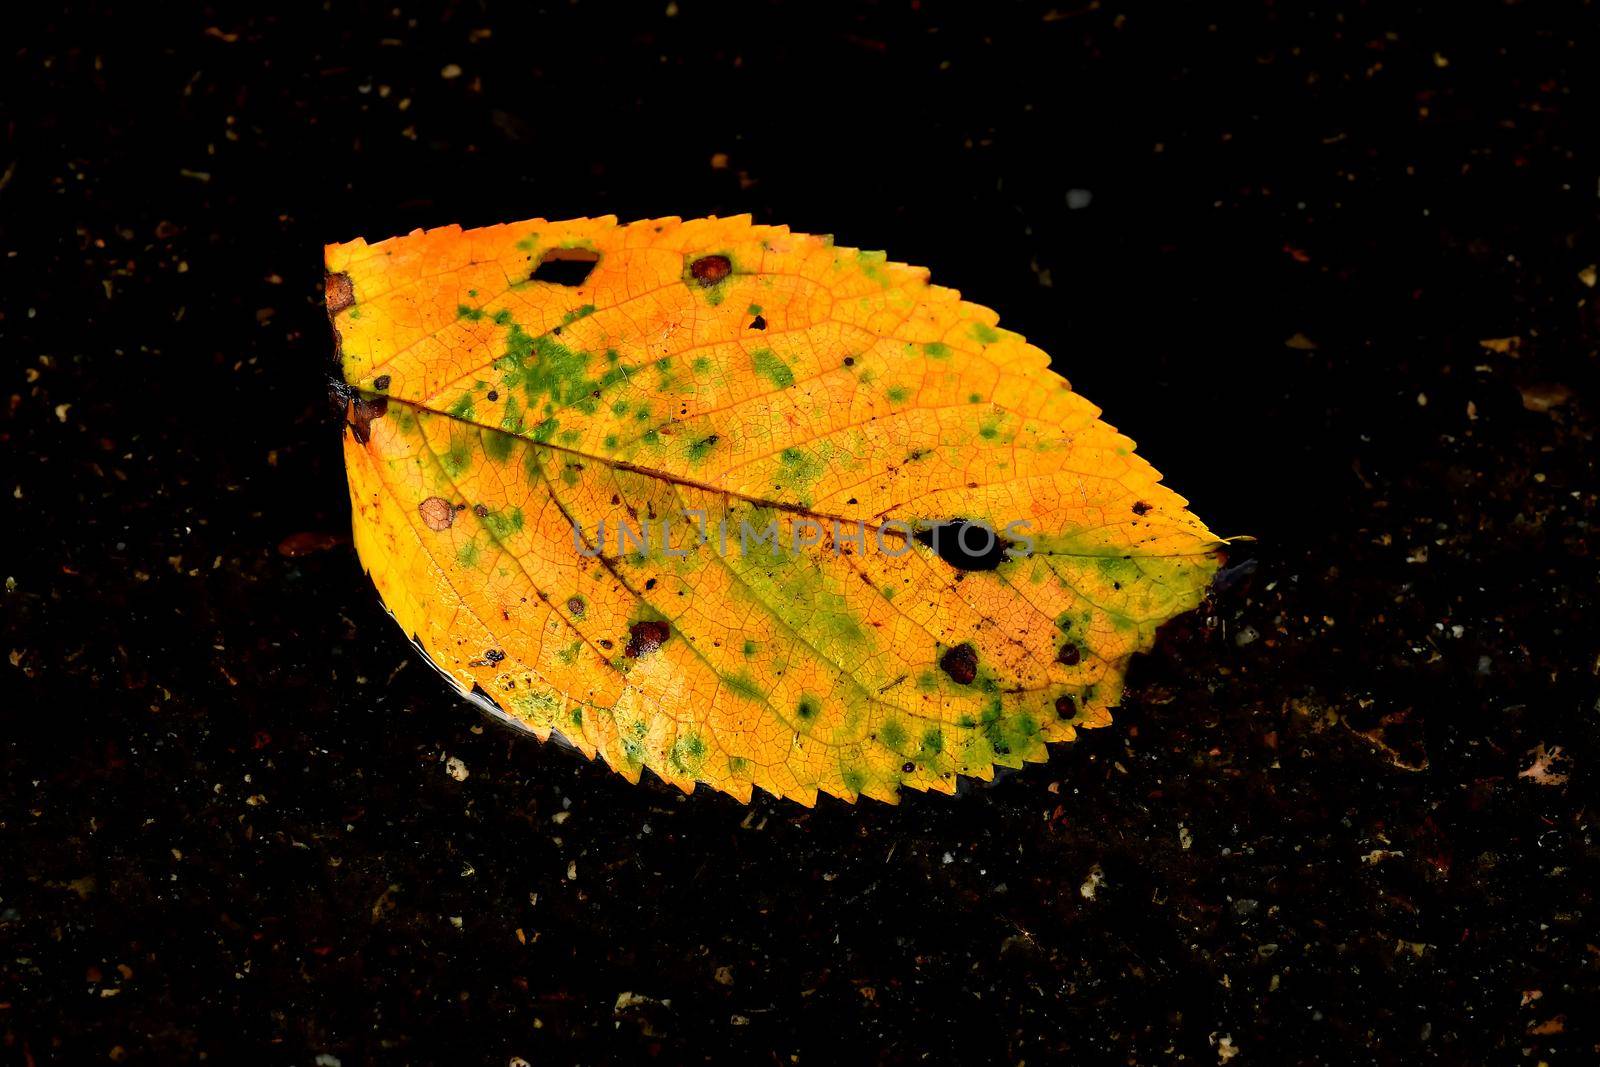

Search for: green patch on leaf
xmin=669 ymin=732 xmax=708 ymax=775
xmin=751 ymin=348 xmax=795 ymax=389
xmin=484 ymin=507 xmax=525 ymax=538
xmin=881 ymin=719 xmax=908 ymax=752
xmin=723 ymin=673 xmax=766 ymax=703
xmin=561 ymin=304 xmax=596 ymax=325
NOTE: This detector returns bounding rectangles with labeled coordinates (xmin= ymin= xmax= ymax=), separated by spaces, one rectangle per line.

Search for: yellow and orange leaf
xmin=326 ymin=214 xmax=1221 ymax=805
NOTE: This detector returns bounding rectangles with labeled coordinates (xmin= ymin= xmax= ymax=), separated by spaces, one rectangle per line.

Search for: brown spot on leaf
xmin=347 ymin=393 xmax=387 ymax=445
xmin=689 ymin=254 xmax=732 ymax=287
xmin=1057 ymin=642 xmax=1081 ymax=666
xmin=473 ymin=503 xmax=489 ymax=518
xmin=939 ymin=642 xmax=978 ymax=685
xmin=567 ymin=596 xmax=586 ymax=616
xmin=418 ymin=496 xmax=455 ymax=531
xmin=484 ymin=648 xmax=505 ymax=664
xmin=324 ymin=272 xmax=355 ymax=315
xmin=1055 ymin=694 xmax=1077 ymax=718
xmin=625 ymin=620 xmax=671 ymax=658
xmin=373 ymin=374 xmax=391 ymax=391
xmin=1131 ymin=500 xmax=1151 ymax=516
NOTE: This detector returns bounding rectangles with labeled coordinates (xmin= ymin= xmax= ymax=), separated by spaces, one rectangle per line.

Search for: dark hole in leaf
xmin=915 ymin=519 xmax=1012 ymax=571
xmin=749 ymin=314 xmax=767 ymax=331
xmin=530 ymin=247 xmax=600 ymax=286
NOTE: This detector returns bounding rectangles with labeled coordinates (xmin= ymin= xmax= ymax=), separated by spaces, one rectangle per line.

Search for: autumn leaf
xmin=325 ymin=215 xmax=1222 ymax=805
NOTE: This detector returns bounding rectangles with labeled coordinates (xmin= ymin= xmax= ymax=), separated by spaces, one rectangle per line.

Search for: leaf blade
xmin=330 ymin=215 xmax=1221 ymax=804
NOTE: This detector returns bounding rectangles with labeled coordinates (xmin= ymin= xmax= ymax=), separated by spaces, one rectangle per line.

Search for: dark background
xmin=3 ymin=1 xmax=1597 ymax=1063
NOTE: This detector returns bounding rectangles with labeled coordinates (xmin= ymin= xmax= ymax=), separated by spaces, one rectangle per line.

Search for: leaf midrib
xmin=358 ymin=389 xmax=1219 ymax=562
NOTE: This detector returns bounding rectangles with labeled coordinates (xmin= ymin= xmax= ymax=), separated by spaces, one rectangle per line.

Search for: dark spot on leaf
xmin=347 ymin=392 xmax=387 ymax=445
xmin=1132 ymin=500 xmax=1151 ymax=516
xmin=1055 ymin=694 xmax=1077 ymax=718
xmin=749 ymin=314 xmax=767 ymax=330
xmin=484 ymin=648 xmax=505 ymax=664
xmin=645 ymin=578 xmax=657 ymax=590
xmin=916 ymin=518 xmax=1011 ymax=571
xmin=902 ymin=761 xmax=915 ymax=774
xmin=1057 ymin=642 xmax=1081 ymax=666
xmin=939 ymin=642 xmax=978 ymax=685
xmin=843 ymin=356 xmax=855 ymax=366
xmin=486 ymin=389 xmax=498 ymax=402
xmin=324 ymin=272 xmax=355 ymax=314
xmin=373 ymin=374 xmax=391 ymax=391
xmin=625 ymin=620 xmax=670 ymax=658
xmin=689 ymin=254 xmax=732 ymax=287
xmin=530 ymin=247 xmax=600 ymax=286
xmin=567 ymin=596 xmax=585 ymax=616
xmin=473 ymin=503 xmax=489 ymax=518
xmin=418 ymin=496 xmax=454 ymax=531
xmin=598 ymin=638 xmax=614 ymax=650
